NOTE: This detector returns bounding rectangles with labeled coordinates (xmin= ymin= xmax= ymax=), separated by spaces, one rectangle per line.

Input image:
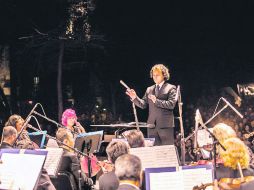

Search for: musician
xmin=126 ymin=64 xmax=177 ymax=145
xmin=99 ymin=141 xmax=130 ymax=190
xmin=123 ymin=129 xmax=145 ymax=148
xmin=0 ymin=124 xmax=56 ymax=190
xmin=5 ymin=114 xmax=36 ymax=149
xmin=0 ymin=126 xmax=17 ymax=149
xmin=213 ymin=123 xmax=254 ymax=168
xmin=212 ymin=123 xmax=237 ymax=146
xmin=216 ymin=137 xmax=254 ymax=180
xmin=61 ymin=108 xmax=86 ymax=135
xmin=56 ymin=128 xmax=93 ymax=189
xmin=115 ymin=154 xmax=142 ymax=190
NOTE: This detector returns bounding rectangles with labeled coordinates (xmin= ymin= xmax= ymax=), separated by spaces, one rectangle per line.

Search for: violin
xmin=189 ymin=158 xmax=224 ymax=166
xmin=218 ymin=176 xmax=254 ymax=190
xmin=81 ymin=154 xmax=102 ymax=177
xmin=218 ymin=162 xmax=254 ymax=190
xmin=192 ymin=182 xmax=214 ymax=190
xmin=80 ymin=155 xmax=114 ymax=177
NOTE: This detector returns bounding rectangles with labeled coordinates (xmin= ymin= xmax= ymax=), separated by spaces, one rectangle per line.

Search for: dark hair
xmin=5 ymin=114 xmax=23 ymax=128
xmin=150 ymin=64 xmax=170 ymax=80
xmin=106 ymin=141 xmax=129 ymax=164
xmin=124 ymin=130 xmax=145 ymax=148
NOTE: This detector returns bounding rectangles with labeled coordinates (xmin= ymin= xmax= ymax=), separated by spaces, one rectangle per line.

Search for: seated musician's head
xmin=213 ymin=123 xmax=237 ymax=144
xmin=123 ymin=129 xmax=145 ymax=148
xmin=56 ymin=128 xmax=74 ymax=152
xmin=2 ymin=126 xmax=18 ymax=146
xmin=115 ymin=154 xmax=142 ymax=187
xmin=5 ymin=114 xmax=24 ymax=133
xmin=61 ymin=109 xmax=77 ymax=128
xmin=220 ymin=137 xmax=249 ymax=170
xmin=106 ymin=141 xmax=130 ymax=164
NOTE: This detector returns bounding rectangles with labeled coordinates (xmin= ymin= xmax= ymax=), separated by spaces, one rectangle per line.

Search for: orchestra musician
xmin=0 ymin=125 xmax=56 ymax=190
xmin=5 ymin=114 xmax=37 ymax=149
xmin=213 ymin=123 xmax=254 ymax=169
xmin=61 ymin=108 xmax=86 ymax=135
xmin=216 ymin=137 xmax=254 ymax=180
xmin=115 ymin=154 xmax=143 ymax=190
xmin=123 ymin=129 xmax=145 ymax=148
xmin=99 ymin=140 xmax=130 ymax=190
xmin=61 ymin=108 xmax=101 ymax=179
xmin=0 ymin=126 xmax=17 ymax=149
xmin=55 ymin=128 xmax=93 ymax=189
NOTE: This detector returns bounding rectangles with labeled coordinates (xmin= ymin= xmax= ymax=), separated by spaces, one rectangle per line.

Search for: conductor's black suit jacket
xmin=133 ymin=82 xmax=177 ymax=129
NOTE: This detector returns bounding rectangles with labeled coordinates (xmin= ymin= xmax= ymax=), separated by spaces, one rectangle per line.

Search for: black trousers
xmin=148 ymin=127 xmax=174 ymax=146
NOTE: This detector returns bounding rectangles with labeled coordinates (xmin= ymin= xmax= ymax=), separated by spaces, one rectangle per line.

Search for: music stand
xmin=74 ymin=131 xmax=103 ymax=178
xmin=75 ymin=131 xmax=103 ymax=154
xmin=28 ymin=130 xmax=48 ymax=148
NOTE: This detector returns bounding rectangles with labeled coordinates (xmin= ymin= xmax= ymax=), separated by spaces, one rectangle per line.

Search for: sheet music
xmin=182 ymin=168 xmax=213 ymax=190
xmin=42 ymin=148 xmax=63 ymax=177
xmin=0 ymin=166 xmax=16 ymax=190
xmin=130 ymin=145 xmax=179 ymax=169
xmin=144 ymin=138 xmax=155 ymax=147
xmin=197 ymin=129 xmax=213 ymax=147
xmin=150 ymin=171 xmax=184 ymax=190
xmin=146 ymin=165 xmax=213 ymax=190
xmin=0 ymin=153 xmax=46 ymax=190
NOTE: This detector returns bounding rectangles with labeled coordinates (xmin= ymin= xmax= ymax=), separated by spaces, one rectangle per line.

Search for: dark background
xmin=0 ymin=0 xmax=254 ymax=129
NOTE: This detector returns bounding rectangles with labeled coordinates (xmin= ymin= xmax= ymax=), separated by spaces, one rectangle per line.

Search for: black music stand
xmin=74 ymin=132 xmax=103 ymax=178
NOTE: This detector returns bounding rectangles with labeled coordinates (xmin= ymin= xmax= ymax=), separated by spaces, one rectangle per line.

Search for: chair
xmin=51 ymin=171 xmax=78 ymax=190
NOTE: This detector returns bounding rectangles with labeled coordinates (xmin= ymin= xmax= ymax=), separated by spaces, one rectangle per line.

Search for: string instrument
xmin=192 ymin=183 xmax=214 ymax=190
xmin=218 ymin=176 xmax=254 ymax=190
xmin=244 ymin=132 xmax=254 ymax=139
xmin=219 ymin=162 xmax=254 ymax=190
xmin=193 ymin=163 xmax=254 ymax=190
xmin=218 ymin=162 xmax=254 ymax=190
xmin=81 ymin=156 xmax=114 ymax=177
xmin=189 ymin=158 xmax=224 ymax=166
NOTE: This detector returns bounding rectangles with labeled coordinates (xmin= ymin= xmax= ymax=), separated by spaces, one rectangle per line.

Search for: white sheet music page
xmin=149 ymin=171 xmax=184 ymax=190
xmin=43 ymin=147 xmax=63 ymax=177
xmin=197 ymin=129 xmax=213 ymax=147
xmin=0 ymin=153 xmax=46 ymax=190
xmin=129 ymin=145 xmax=179 ymax=169
xmin=182 ymin=168 xmax=213 ymax=190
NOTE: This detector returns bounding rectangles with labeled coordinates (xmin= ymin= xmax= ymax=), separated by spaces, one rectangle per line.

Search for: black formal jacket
xmin=58 ymin=150 xmax=91 ymax=189
xmin=0 ymin=142 xmax=13 ymax=149
xmin=133 ymin=82 xmax=177 ymax=128
xmin=216 ymin=164 xmax=254 ymax=180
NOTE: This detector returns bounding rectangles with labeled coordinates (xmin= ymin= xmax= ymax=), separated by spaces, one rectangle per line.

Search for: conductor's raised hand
xmin=126 ymin=89 xmax=137 ymax=100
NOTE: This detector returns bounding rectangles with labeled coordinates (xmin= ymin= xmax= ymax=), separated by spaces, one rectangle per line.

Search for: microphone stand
xmin=132 ymin=102 xmax=140 ymax=131
xmin=26 ymin=124 xmax=95 ymax=161
xmin=13 ymin=115 xmax=32 ymax=147
xmin=176 ymin=86 xmax=185 ymax=166
xmin=185 ymin=104 xmax=229 ymax=142
xmin=198 ymin=117 xmax=226 ymax=186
